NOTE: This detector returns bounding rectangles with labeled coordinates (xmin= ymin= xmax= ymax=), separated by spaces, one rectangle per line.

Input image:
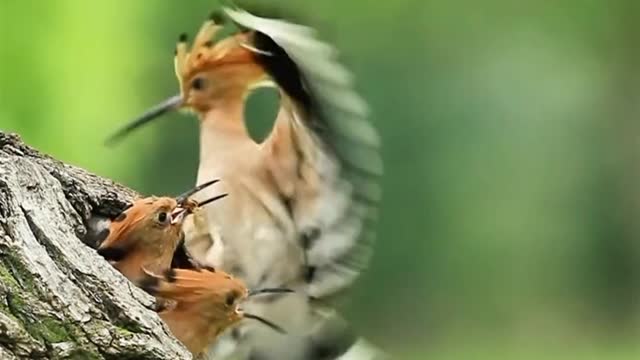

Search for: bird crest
xmin=140 ymin=267 xmax=291 ymax=356
xmin=174 ymin=13 xmax=258 ymax=98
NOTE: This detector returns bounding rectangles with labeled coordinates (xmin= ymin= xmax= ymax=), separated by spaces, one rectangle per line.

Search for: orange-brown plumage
xmin=97 ymin=180 xmax=226 ymax=284
xmin=107 ymin=6 xmax=383 ymax=359
xmin=98 ymin=197 xmax=182 ymax=284
xmin=140 ymin=267 xmax=286 ymax=357
xmin=143 ymin=268 xmax=245 ymax=356
xmin=175 ymin=24 xmax=265 ymax=115
xmin=95 ymin=181 xmax=291 ymax=356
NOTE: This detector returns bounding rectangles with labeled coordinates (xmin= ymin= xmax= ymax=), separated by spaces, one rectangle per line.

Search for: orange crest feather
xmin=174 ymin=17 xmax=254 ymax=96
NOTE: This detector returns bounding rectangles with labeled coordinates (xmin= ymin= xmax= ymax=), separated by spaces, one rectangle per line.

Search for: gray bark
xmin=0 ymin=132 xmax=192 ymax=359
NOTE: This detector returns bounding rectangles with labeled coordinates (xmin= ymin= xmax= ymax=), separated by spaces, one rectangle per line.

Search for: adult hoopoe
xmin=108 ymin=5 xmax=384 ymax=360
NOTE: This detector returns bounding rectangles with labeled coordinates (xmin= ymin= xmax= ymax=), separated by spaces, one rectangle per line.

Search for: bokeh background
xmin=2 ymin=0 xmax=640 ymax=359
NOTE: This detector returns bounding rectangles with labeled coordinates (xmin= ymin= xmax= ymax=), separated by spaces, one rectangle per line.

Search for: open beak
xmin=235 ymin=288 xmax=293 ymax=334
xmin=105 ymin=94 xmax=183 ymax=146
xmin=170 ymin=180 xmax=229 ymax=225
xmin=175 ymin=179 xmax=220 ymax=204
xmin=196 ymin=193 xmax=229 ymax=207
xmin=170 ymin=193 xmax=228 ymax=225
xmin=170 ymin=207 xmax=187 ymax=225
xmin=248 ymin=288 xmax=294 ymax=297
xmin=242 ymin=312 xmax=287 ymax=334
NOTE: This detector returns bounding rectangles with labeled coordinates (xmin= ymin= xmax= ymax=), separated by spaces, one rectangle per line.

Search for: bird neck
xmin=115 ymin=245 xmax=176 ymax=285
xmin=198 ymin=97 xmax=258 ymax=174
xmin=161 ymin=310 xmax=222 ymax=356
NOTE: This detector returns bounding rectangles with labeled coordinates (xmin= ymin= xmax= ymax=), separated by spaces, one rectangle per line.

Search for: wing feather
xmin=224 ymin=7 xmax=382 ymax=299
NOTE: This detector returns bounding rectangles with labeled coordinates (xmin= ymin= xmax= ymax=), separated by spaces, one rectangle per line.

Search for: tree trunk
xmin=0 ymin=132 xmax=191 ymax=359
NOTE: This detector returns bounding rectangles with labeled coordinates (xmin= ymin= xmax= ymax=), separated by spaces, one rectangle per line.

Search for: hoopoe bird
xmin=108 ymin=5 xmax=384 ymax=360
xmin=140 ymin=267 xmax=291 ymax=358
xmin=94 ymin=181 xmax=289 ymax=357
xmin=97 ymin=179 xmax=226 ymax=284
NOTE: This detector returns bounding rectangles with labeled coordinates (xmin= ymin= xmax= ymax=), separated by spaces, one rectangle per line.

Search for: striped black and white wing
xmin=224 ymin=7 xmax=382 ymax=301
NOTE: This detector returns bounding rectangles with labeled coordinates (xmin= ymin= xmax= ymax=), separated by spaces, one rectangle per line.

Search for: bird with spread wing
xmin=108 ymin=4 xmax=384 ymax=359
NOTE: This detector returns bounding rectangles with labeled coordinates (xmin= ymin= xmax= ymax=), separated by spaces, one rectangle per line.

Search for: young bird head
xmin=97 ymin=179 xmax=226 ymax=283
xmin=106 ymin=11 xmax=271 ymax=144
xmin=141 ymin=267 xmax=290 ymax=357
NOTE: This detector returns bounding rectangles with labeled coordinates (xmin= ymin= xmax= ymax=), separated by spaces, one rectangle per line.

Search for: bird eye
xmin=157 ymin=211 xmax=169 ymax=224
xmin=191 ymin=77 xmax=206 ymax=90
xmin=225 ymin=292 xmax=236 ymax=307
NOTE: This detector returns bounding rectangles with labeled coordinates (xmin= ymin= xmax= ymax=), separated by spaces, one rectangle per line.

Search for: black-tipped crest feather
xmin=139 ymin=274 xmax=160 ymax=294
xmin=97 ymin=245 xmax=127 ymax=262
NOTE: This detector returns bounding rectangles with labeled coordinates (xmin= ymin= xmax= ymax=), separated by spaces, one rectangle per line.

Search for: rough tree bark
xmin=0 ymin=132 xmax=192 ymax=359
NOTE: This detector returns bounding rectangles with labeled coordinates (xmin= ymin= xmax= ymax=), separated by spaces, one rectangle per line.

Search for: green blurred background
xmin=2 ymin=0 xmax=640 ymax=359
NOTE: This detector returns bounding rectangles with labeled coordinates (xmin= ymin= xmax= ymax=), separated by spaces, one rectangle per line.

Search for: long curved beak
xmin=170 ymin=179 xmax=228 ymax=225
xmin=169 ymin=193 xmax=228 ymax=225
xmin=175 ymin=179 xmax=221 ymax=204
xmin=196 ymin=193 xmax=229 ymax=208
xmin=243 ymin=313 xmax=287 ymax=334
xmin=248 ymin=288 xmax=294 ymax=297
xmin=105 ymin=94 xmax=182 ymax=146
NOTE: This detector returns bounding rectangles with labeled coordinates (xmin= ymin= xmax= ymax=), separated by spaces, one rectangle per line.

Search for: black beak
xmin=244 ymin=313 xmax=287 ymax=334
xmin=171 ymin=180 xmax=228 ymax=224
xmin=248 ymin=288 xmax=294 ymax=297
xmin=196 ymin=193 xmax=229 ymax=208
xmin=175 ymin=179 xmax=221 ymax=204
xmin=105 ymin=94 xmax=182 ymax=146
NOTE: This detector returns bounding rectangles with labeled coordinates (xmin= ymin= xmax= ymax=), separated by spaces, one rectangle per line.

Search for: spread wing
xmin=224 ymin=7 xmax=382 ymax=300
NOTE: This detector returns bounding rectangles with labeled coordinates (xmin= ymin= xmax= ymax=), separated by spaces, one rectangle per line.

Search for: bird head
xmin=174 ymin=18 xmax=267 ymax=114
xmin=106 ymin=11 xmax=272 ymax=144
xmin=97 ymin=179 xmax=226 ymax=283
xmin=140 ymin=267 xmax=291 ymax=356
